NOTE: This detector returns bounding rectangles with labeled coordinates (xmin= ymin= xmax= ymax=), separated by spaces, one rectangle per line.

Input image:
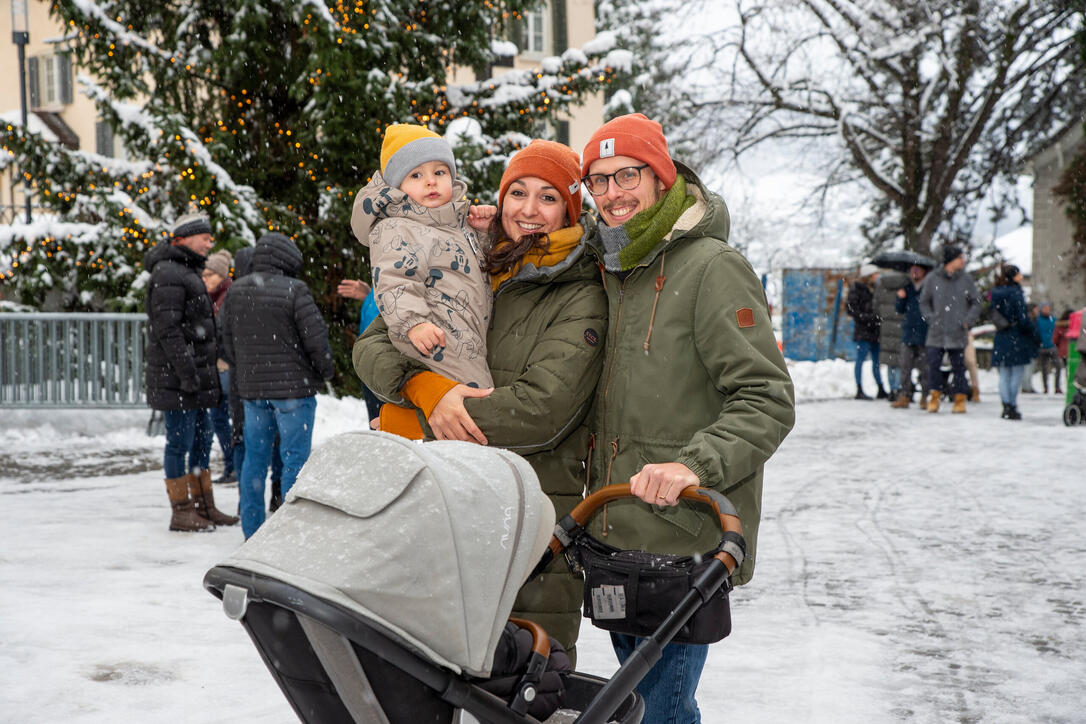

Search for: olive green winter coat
xmin=585 ymin=163 xmax=795 ymax=587
xmin=353 ymin=230 xmax=607 ymax=658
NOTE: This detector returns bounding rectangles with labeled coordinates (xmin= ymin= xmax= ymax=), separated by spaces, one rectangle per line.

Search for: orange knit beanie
xmin=499 ymin=140 xmax=583 ymax=225
xmin=581 ymin=113 xmax=677 ymax=190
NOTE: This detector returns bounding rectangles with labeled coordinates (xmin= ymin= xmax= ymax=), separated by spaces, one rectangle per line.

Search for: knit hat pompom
xmin=172 ymin=213 xmax=212 ymax=239
xmin=941 ymin=245 xmax=964 ymax=265
xmin=204 ymin=249 xmax=233 ymax=279
xmin=380 ymin=124 xmax=456 ymax=189
xmin=499 ymin=140 xmax=583 ymax=226
xmin=581 ymin=113 xmax=677 ymax=190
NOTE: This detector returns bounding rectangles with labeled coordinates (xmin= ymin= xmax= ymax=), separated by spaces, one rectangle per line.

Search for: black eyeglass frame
xmin=581 ymin=164 xmax=651 ymax=196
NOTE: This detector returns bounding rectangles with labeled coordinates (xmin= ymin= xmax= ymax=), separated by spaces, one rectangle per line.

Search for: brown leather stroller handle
xmin=507 ymin=617 xmax=550 ymax=660
xmin=547 ymin=484 xmax=745 ymax=574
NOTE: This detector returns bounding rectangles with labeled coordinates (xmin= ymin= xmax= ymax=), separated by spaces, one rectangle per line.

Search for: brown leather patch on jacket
xmin=736 ymin=308 xmax=755 ymax=328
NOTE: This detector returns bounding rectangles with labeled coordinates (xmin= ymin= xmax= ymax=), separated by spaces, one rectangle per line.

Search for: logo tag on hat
xmin=568 ymin=180 xmax=580 ymax=194
xmin=600 ymin=138 xmax=615 ymax=158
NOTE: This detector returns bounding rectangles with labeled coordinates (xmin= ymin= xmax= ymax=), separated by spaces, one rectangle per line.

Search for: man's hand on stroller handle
xmin=629 ymin=462 xmax=699 ymax=506
xmin=429 ymin=384 xmax=493 ymax=445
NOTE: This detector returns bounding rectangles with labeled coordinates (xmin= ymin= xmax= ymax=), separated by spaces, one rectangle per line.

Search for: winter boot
xmin=918 ymin=392 xmax=929 ymax=410
xmin=876 ymin=387 xmax=889 ymax=400
xmin=1006 ymin=404 xmax=1022 ymax=420
xmin=927 ymin=390 xmax=941 ymax=413
xmin=165 ymin=476 xmax=213 ymax=532
xmin=855 ymin=387 xmax=871 ymax=400
xmin=269 ymin=478 xmax=283 ymax=513
xmin=1001 ymin=403 xmax=1012 ymax=419
xmin=190 ymin=471 xmax=239 ymax=526
xmin=970 ymin=386 xmax=981 ymax=403
xmin=951 ymin=393 xmax=967 ymax=413
xmin=890 ymin=395 xmax=911 ymax=409
xmin=213 ymin=469 xmax=237 ymax=485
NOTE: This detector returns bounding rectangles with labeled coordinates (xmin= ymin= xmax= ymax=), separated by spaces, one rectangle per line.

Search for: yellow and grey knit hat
xmin=380 ymin=124 xmax=456 ymax=189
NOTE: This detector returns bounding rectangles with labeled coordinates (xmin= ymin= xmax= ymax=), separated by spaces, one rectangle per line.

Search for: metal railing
xmin=0 ymin=312 xmax=148 ymax=408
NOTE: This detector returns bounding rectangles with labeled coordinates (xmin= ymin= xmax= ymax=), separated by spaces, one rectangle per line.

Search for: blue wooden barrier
xmin=781 ymin=268 xmax=855 ymax=361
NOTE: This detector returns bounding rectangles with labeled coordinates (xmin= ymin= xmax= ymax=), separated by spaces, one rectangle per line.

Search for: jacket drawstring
xmin=643 ymin=251 xmax=667 ymax=352
xmin=602 ymin=438 xmax=619 ymax=536
xmin=584 ymin=433 xmax=596 ymax=488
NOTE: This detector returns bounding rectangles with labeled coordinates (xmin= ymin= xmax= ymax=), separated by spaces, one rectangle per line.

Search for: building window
xmin=29 ymin=54 xmax=73 ymax=108
xmin=519 ymin=9 xmax=547 ymax=55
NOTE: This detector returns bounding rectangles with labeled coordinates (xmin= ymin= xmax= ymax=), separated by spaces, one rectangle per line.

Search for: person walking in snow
xmin=200 ymin=249 xmax=236 ymax=483
xmin=221 ymin=232 xmax=335 ymax=538
xmin=144 ymin=213 xmax=238 ymax=532
xmin=874 ymin=268 xmax=908 ymax=402
xmin=919 ymin=245 xmax=981 ymax=413
xmin=578 ymin=113 xmax=795 ymax=723
xmin=891 ymin=264 xmax=930 ymax=409
xmin=991 ymin=264 xmax=1041 ymax=420
xmin=846 ymin=263 xmax=886 ymax=399
xmin=1035 ymin=302 xmax=1060 ymax=394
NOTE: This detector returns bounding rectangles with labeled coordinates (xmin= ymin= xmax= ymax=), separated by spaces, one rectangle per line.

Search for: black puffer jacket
xmin=846 ymin=281 xmax=881 ymax=343
xmin=144 ymin=242 xmax=221 ymax=410
xmin=221 ymin=233 xmax=335 ymax=399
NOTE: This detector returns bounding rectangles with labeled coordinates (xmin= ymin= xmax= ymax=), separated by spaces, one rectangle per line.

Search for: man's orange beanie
xmin=499 ymin=140 xmax=583 ymax=225
xmin=580 ymin=113 xmax=677 ymax=190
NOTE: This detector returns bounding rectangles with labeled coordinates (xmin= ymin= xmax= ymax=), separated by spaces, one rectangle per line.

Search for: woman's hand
xmin=468 ymin=205 xmax=497 ymax=230
xmin=629 ymin=462 xmax=700 ymax=506
xmin=337 ymin=279 xmax=370 ymax=300
xmin=428 ymin=384 xmax=493 ymax=444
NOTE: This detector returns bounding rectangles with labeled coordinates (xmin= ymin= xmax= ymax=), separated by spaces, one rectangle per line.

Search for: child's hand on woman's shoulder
xmin=468 ymin=205 xmax=497 ymax=230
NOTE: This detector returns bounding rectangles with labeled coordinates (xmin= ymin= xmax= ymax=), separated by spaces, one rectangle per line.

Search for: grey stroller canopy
xmin=219 ymin=430 xmax=555 ymax=677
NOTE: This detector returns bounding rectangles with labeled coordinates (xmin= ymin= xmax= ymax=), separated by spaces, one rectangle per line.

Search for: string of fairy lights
xmin=1 ymin=1 xmax=619 ymax=283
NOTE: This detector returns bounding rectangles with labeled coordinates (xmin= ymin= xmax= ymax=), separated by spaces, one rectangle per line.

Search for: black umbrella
xmin=871 ymin=250 xmax=937 ymax=272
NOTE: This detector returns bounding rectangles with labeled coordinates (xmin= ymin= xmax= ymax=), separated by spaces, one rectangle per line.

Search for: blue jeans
xmin=207 ymin=369 xmax=234 ymax=473
xmin=886 ymin=365 xmax=901 ymax=392
xmin=998 ymin=364 xmax=1029 ymax=405
xmin=854 ymin=340 xmax=884 ymax=391
xmin=611 ymin=633 xmax=708 ymax=724
xmin=240 ymin=397 xmax=316 ymax=538
xmin=163 ymin=408 xmax=213 ymax=479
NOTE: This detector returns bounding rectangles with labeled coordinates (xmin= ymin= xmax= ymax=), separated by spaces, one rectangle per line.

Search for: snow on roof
xmin=993 ymin=225 xmax=1032 ymax=274
xmin=1 ymin=111 xmax=60 ymax=143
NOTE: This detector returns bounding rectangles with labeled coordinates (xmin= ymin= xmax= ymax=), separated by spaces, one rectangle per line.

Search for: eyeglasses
xmin=582 ymin=165 xmax=650 ymax=196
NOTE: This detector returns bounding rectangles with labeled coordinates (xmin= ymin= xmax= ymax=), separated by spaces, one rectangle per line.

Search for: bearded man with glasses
xmin=580 ymin=114 xmax=796 ymax=724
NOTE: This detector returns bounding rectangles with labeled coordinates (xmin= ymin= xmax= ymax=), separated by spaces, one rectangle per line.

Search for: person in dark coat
xmin=144 ymin=213 xmax=238 ymax=531
xmin=846 ymin=263 xmax=886 ymax=399
xmin=919 ymin=245 xmax=981 ymax=413
xmin=221 ymin=232 xmax=335 ymax=538
xmin=201 ymin=249 xmax=235 ymax=483
xmin=991 ymin=264 xmax=1040 ymax=420
xmin=891 ymin=264 xmax=931 ymax=409
xmin=874 ymin=269 xmax=907 ymax=401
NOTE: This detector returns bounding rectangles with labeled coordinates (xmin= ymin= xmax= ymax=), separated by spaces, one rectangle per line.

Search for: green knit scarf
xmin=615 ymin=175 xmax=695 ymax=271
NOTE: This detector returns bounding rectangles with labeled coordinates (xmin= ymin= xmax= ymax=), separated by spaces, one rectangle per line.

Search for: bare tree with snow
xmin=624 ymin=0 xmax=1086 ymax=256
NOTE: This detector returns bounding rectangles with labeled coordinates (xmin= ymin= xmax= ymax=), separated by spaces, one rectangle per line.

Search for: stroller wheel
xmin=1064 ymin=405 xmax=1082 ymax=427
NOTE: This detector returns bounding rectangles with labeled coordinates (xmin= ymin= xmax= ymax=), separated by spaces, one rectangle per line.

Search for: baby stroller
xmin=204 ymin=431 xmax=744 ymax=724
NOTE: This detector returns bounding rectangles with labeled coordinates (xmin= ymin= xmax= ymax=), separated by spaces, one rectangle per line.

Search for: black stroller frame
xmin=205 ymin=483 xmax=744 ymax=724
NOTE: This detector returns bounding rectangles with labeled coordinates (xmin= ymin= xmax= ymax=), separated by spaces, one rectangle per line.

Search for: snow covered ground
xmin=1 ymin=360 xmax=1080 ymax=723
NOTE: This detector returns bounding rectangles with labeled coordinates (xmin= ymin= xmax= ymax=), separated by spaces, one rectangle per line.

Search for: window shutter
xmin=96 ymin=121 xmax=114 ymax=157
xmin=551 ymin=0 xmax=567 ymax=55
xmin=59 ymin=55 xmax=73 ymax=105
xmin=27 ymin=56 xmax=40 ymax=108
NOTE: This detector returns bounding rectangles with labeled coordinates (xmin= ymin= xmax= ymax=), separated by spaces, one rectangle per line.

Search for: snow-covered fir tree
xmin=0 ymin=0 xmax=629 ymax=391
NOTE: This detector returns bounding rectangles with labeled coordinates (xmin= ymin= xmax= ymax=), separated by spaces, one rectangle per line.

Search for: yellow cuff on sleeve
xmin=402 ymin=371 xmax=461 ymax=419
xmin=378 ymin=403 xmax=424 ymax=440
